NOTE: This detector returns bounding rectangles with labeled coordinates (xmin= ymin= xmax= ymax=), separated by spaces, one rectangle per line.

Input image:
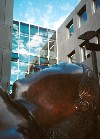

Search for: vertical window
xmin=95 ymin=0 xmax=100 ymax=9
xmin=66 ymin=20 xmax=74 ymax=38
xmin=80 ymin=46 xmax=90 ymax=62
xmin=68 ymin=50 xmax=75 ymax=63
xmin=78 ymin=5 xmax=87 ymax=27
xmin=92 ymin=0 xmax=100 ymax=13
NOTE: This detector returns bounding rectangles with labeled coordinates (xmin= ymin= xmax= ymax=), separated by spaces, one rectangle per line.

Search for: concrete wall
xmin=0 ymin=0 xmax=13 ymax=91
xmin=57 ymin=0 xmax=100 ymax=78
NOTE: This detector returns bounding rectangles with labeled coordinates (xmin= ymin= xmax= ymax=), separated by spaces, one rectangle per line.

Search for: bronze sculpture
xmin=0 ymin=62 xmax=100 ymax=138
xmin=0 ymin=86 xmax=43 ymax=139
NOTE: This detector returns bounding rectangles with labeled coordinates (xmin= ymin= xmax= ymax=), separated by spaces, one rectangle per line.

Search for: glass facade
xmin=10 ymin=20 xmax=56 ymax=92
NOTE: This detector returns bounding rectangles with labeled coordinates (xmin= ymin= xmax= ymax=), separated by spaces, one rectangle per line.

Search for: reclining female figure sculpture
xmin=0 ymin=62 xmax=100 ymax=138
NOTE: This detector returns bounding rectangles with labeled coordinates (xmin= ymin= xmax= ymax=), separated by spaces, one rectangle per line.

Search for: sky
xmin=13 ymin=0 xmax=81 ymax=30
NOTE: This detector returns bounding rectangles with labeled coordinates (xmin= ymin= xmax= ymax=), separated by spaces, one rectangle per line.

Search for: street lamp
xmin=78 ymin=30 xmax=100 ymax=78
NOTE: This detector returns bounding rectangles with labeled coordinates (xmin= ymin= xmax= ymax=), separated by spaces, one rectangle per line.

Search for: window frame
xmin=78 ymin=5 xmax=87 ymax=27
xmin=80 ymin=45 xmax=90 ymax=62
xmin=66 ymin=20 xmax=74 ymax=39
xmin=68 ymin=50 xmax=75 ymax=63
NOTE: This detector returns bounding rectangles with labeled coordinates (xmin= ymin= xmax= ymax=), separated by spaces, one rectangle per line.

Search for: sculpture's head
xmin=12 ymin=62 xmax=100 ymax=138
xmin=0 ymin=86 xmax=43 ymax=139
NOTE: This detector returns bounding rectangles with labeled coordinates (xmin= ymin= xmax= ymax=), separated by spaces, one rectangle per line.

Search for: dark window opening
xmin=87 ymin=53 xmax=91 ymax=58
xmin=80 ymin=46 xmax=90 ymax=62
xmin=95 ymin=0 xmax=100 ymax=9
xmin=78 ymin=5 xmax=87 ymax=27
xmin=68 ymin=50 xmax=75 ymax=63
xmin=66 ymin=20 xmax=74 ymax=37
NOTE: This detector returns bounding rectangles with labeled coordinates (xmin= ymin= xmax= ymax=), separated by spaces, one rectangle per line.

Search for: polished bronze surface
xmin=0 ymin=62 xmax=100 ymax=138
xmin=0 ymin=87 xmax=44 ymax=139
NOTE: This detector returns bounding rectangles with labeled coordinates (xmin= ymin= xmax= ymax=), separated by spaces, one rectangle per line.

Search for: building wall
xmin=57 ymin=0 xmax=100 ymax=79
xmin=0 ymin=0 xmax=13 ymax=91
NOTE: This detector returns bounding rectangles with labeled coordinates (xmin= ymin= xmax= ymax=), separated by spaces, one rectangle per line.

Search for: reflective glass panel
xmin=40 ymin=57 xmax=45 ymax=63
xmin=40 ymin=37 xmax=48 ymax=49
xmin=69 ymin=24 xmax=74 ymax=36
xmin=12 ymin=21 xmax=19 ymax=53
xmin=20 ymin=35 xmax=29 ymax=53
xmin=12 ymin=53 xmax=19 ymax=59
xmin=40 ymin=57 xmax=48 ymax=64
xmin=18 ymin=72 xmax=26 ymax=79
xmin=13 ymin=21 xmax=19 ymax=33
xmin=20 ymin=22 xmax=29 ymax=35
xmin=12 ymin=34 xmax=19 ymax=53
xmin=11 ymin=61 xmax=18 ymax=73
xmin=30 ymin=25 xmax=38 ymax=36
xmin=10 ymin=74 xmax=17 ymax=84
xmin=19 ymin=54 xmax=28 ymax=63
xmin=19 ymin=62 xmax=28 ymax=73
xmin=48 ymin=29 xmax=55 ymax=39
xmin=29 ymin=36 xmax=40 ymax=48
xmin=11 ymin=53 xmax=19 ymax=62
xmin=49 ymin=51 xmax=57 ymax=59
xmin=30 ymin=46 xmax=36 ymax=55
xmin=40 ymin=49 xmax=48 ymax=58
xmin=18 ymin=62 xmax=28 ymax=79
xmin=29 ymin=55 xmax=36 ymax=63
xmin=10 ymin=61 xmax=18 ymax=83
xmin=39 ymin=27 xmax=48 ymax=37
xmin=10 ymin=85 xmax=12 ymax=92
xmin=81 ymin=11 xmax=87 ymax=24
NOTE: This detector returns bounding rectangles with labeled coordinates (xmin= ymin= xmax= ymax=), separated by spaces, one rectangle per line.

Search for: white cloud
xmin=52 ymin=16 xmax=67 ymax=30
xmin=25 ymin=14 xmax=36 ymax=24
xmin=39 ymin=4 xmax=53 ymax=29
xmin=27 ymin=35 xmax=46 ymax=55
xmin=40 ymin=13 xmax=67 ymax=30
xmin=13 ymin=24 xmax=18 ymax=31
xmin=61 ymin=3 xmax=72 ymax=11
xmin=21 ymin=2 xmax=65 ymax=30
xmin=46 ymin=4 xmax=53 ymax=14
xmin=60 ymin=0 xmax=81 ymax=12
xmin=19 ymin=47 xmax=28 ymax=54
xmin=11 ymin=66 xmax=18 ymax=74
xmin=19 ymin=1 xmax=80 ymax=30
xmin=23 ymin=1 xmax=41 ymax=25
xmin=27 ymin=35 xmax=43 ymax=47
